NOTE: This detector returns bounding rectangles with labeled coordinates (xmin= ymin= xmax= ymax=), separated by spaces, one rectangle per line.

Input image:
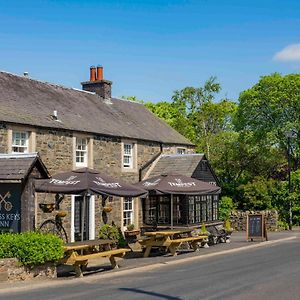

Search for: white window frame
xmin=123 ymin=197 xmax=134 ymax=227
xmin=123 ymin=143 xmax=133 ymax=168
xmin=177 ymin=147 xmax=186 ymax=155
xmin=122 ymin=140 xmax=137 ymax=171
xmin=75 ymin=137 xmax=88 ymax=167
xmin=12 ymin=131 xmax=29 ymax=153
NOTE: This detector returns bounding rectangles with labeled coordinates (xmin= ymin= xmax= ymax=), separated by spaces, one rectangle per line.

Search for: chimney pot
xmin=96 ymin=65 xmax=103 ymax=81
xmin=82 ymin=65 xmax=112 ymax=99
xmin=90 ymin=66 xmax=96 ymax=81
xmin=23 ymin=72 xmax=29 ymax=77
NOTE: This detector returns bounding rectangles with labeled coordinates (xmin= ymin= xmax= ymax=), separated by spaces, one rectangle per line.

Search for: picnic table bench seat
xmin=167 ymin=235 xmax=208 ymax=255
xmin=139 ymin=233 xmax=208 ymax=257
xmin=61 ymin=247 xmax=130 ymax=277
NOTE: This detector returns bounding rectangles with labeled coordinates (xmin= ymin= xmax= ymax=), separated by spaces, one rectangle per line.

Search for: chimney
xmin=81 ymin=65 xmax=112 ymax=100
xmin=96 ymin=65 xmax=103 ymax=80
xmin=90 ymin=66 xmax=96 ymax=81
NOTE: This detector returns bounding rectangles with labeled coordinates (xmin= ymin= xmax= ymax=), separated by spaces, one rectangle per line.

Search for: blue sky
xmin=0 ymin=0 xmax=299 ymax=103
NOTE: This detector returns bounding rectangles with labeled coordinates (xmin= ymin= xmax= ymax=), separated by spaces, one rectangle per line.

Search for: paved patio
xmin=57 ymin=230 xmax=300 ymax=278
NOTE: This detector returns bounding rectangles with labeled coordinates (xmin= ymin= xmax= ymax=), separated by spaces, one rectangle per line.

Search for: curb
xmin=0 ymin=236 xmax=297 ymax=295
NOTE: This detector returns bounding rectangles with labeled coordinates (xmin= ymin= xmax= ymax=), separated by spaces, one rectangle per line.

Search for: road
xmin=1 ymin=237 xmax=300 ymax=300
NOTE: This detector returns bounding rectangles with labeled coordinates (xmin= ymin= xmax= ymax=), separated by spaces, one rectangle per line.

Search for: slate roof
xmin=0 ymin=153 xmax=49 ymax=180
xmin=146 ymin=154 xmax=219 ymax=185
xmin=147 ymin=154 xmax=205 ymax=178
xmin=0 ymin=71 xmax=193 ymax=145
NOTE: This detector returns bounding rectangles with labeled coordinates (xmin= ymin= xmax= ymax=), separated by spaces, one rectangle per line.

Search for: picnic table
xmin=139 ymin=229 xmax=208 ymax=257
xmin=60 ymin=239 xmax=130 ymax=277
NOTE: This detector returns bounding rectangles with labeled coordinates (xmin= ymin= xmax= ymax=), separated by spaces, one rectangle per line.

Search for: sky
xmin=0 ymin=0 xmax=299 ymax=103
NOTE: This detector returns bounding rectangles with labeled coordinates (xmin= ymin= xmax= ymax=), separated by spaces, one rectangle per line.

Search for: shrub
xmin=0 ymin=232 xmax=64 ymax=266
xmin=200 ymin=223 xmax=208 ymax=234
xmin=99 ymin=224 xmax=126 ymax=247
xmin=219 ymin=196 xmax=235 ymax=221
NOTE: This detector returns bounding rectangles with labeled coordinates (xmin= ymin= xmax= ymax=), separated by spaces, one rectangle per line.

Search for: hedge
xmin=0 ymin=232 xmax=64 ymax=266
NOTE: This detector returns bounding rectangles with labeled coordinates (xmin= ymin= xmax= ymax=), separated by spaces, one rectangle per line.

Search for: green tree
xmin=172 ymin=77 xmax=237 ymax=158
xmin=235 ymin=73 xmax=300 ymax=169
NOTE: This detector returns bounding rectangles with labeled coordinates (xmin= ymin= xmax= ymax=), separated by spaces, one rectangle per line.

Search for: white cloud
xmin=273 ymin=44 xmax=300 ymax=62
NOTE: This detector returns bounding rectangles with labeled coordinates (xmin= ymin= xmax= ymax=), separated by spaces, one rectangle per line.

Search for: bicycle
xmin=39 ymin=194 xmax=68 ymax=243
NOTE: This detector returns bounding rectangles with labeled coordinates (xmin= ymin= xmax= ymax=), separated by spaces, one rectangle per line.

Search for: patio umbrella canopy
xmin=135 ymin=173 xmax=221 ymax=195
xmin=35 ymin=167 xmax=147 ymax=197
xmin=136 ymin=173 xmax=221 ymax=229
xmin=35 ymin=168 xmax=147 ymax=242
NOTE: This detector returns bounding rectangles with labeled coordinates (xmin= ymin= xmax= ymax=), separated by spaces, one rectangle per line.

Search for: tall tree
xmin=172 ymin=77 xmax=237 ymax=158
xmin=235 ymin=73 xmax=300 ymax=170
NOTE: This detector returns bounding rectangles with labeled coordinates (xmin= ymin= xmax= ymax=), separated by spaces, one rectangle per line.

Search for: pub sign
xmin=0 ymin=183 xmax=21 ymax=233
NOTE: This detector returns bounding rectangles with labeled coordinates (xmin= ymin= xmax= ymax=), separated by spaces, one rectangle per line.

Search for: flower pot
xmin=124 ymin=230 xmax=140 ymax=237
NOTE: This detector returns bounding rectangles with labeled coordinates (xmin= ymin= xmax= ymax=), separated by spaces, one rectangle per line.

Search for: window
xmin=207 ymin=195 xmax=213 ymax=221
xmin=123 ymin=143 xmax=133 ymax=168
xmin=201 ymin=196 xmax=207 ymax=222
xmin=123 ymin=197 xmax=134 ymax=226
xmin=213 ymin=195 xmax=219 ymax=220
xmin=177 ymin=148 xmax=186 ymax=155
xmin=76 ymin=138 xmax=88 ymax=167
xmin=144 ymin=196 xmax=157 ymax=225
xmin=189 ymin=196 xmax=195 ymax=224
xmin=158 ymin=196 xmax=170 ymax=224
xmin=12 ymin=131 xmax=29 ymax=153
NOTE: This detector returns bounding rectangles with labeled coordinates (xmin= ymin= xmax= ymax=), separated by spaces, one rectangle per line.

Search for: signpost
xmin=247 ymin=214 xmax=268 ymax=242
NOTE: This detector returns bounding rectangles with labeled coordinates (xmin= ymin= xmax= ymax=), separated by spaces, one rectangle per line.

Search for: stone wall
xmin=162 ymin=144 xmax=195 ymax=155
xmin=230 ymin=210 xmax=278 ymax=231
xmin=0 ymin=258 xmax=56 ymax=281
xmin=1 ymin=125 xmax=196 ymax=240
xmin=0 ymin=122 xmax=8 ymax=153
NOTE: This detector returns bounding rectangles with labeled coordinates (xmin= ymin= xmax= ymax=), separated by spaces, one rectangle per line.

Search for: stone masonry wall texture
xmin=0 ymin=258 xmax=56 ymax=281
xmin=1 ymin=125 xmax=195 ymax=240
xmin=230 ymin=210 xmax=278 ymax=231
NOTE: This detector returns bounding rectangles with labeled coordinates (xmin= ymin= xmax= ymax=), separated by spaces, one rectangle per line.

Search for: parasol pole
xmin=170 ymin=194 xmax=173 ymax=229
xmin=81 ymin=193 xmax=86 ymax=241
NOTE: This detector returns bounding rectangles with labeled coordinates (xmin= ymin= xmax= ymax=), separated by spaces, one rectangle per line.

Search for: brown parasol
xmin=35 ymin=168 xmax=147 ymax=240
xmin=135 ymin=173 xmax=221 ymax=228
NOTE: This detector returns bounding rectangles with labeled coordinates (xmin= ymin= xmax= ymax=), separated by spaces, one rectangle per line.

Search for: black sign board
xmin=0 ymin=183 xmax=22 ymax=233
xmin=247 ymin=214 xmax=267 ymax=241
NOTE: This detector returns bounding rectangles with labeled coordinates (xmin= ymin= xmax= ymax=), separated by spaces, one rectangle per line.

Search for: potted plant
xmin=224 ymin=219 xmax=233 ymax=235
xmin=99 ymin=224 xmax=125 ymax=249
xmin=124 ymin=224 xmax=140 ymax=237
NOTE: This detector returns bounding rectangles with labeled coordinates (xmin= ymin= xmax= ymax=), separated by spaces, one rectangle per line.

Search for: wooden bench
xmin=61 ymin=248 xmax=130 ymax=277
xmin=139 ymin=234 xmax=208 ymax=257
xmin=167 ymin=235 xmax=208 ymax=256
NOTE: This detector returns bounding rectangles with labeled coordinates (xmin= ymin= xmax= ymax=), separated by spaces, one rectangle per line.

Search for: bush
xmin=0 ymin=232 xmax=64 ymax=266
xmin=99 ymin=224 xmax=126 ymax=247
xmin=219 ymin=196 xmax=235 ymax=221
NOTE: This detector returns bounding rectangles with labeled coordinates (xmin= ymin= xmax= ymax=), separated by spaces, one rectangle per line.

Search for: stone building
xmin=0 ymin=66 xmax=219 ymax=241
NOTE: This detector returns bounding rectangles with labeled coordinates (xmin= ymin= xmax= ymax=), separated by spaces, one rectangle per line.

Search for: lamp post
xmin=285 ymin=130 xmax=296 ymax=230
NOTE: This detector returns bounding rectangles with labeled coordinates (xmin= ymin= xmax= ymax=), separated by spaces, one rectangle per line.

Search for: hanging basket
xmin=39 ymin=203 xmax=55 ymax=213
xmin=103 ymin=206 xmax=113 ymax=213
xmin=56 ymin=211 xmax=67 ymax=218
